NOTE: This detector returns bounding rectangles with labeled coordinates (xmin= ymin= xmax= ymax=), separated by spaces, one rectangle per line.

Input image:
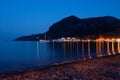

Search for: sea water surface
xmin=0 ymin=41 xmax=118 ymax=72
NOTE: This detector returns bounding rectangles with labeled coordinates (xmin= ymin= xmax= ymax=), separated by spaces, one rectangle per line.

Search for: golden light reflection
xmin=56 ymin=37 xmax=120 ymax=61
xmin=98 ymin=40 xmax=103 ymax=57
xmin=107 ymin=41 xmax=111 ymax=55
xmin=76 ymin=42 xmax=79 ymax=58
xmin=118 ymin=42 xmax=120 ymax=53
xmin=96 ymin=40 xmax=99 ymax=57
xmin=102 ymin=41 xmax=105 ymax=56
xmin=82 ymin=40 xmax=85 ymax=60
xmin=112 ymin=40 xmax=116 ymax=54
xmin=88 ymin=40 xmax=92 ymax=59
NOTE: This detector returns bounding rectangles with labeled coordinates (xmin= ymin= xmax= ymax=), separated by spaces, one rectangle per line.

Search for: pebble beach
xmin=0 ymin=54 xmax=120 ymax=80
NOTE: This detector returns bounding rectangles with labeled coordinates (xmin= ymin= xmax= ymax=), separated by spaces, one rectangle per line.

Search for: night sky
xmin=0 ymin=0 xmax=120 ymax=41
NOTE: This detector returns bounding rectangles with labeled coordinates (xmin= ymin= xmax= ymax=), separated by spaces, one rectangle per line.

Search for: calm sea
xmin=0 ymin=41 xmax=118 ymax=72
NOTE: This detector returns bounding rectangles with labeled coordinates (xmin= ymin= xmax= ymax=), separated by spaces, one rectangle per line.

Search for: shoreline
xmin=0 ymin=54 xmax=115 ymax=73
xmin=0 ymin=54 xmax=120 ymax=80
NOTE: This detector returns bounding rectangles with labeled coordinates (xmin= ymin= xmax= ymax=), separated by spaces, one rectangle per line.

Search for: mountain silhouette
xmin=14 ymin=16 xmax=120 ymax=41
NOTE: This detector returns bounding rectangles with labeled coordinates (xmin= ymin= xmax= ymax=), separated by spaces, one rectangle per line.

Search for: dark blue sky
xmin=0 ymin=0 xmax=120 ymax=40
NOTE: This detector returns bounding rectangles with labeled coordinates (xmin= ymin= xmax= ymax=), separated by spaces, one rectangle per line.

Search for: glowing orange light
xmin=112 ymin=40 xmax=116 ymax=55
xmin=107 ymin=41 xmax=111 ymax=56
xmin=88 ymin=40 xmax=92 ymax=59
xmin=82 ymin=40 xmax=84 ymax=59
xmin=96 ymin=41 xmax=99 ymax=57
xmin=116 ymin=38 xmax=120 ymax=42
xmin=111 ymin=38 xmax=115 ymax=41
xmin=118 ymin=42 xmax=120 ymax=53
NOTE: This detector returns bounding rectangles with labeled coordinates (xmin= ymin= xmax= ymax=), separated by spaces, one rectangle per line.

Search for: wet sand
xmin=0 ymin=54 xmax=120 ymax=80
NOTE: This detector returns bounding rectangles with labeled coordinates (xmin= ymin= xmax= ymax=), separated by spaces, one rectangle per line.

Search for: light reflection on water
xmin=0 ymin=41 xmax=119 ymax=72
